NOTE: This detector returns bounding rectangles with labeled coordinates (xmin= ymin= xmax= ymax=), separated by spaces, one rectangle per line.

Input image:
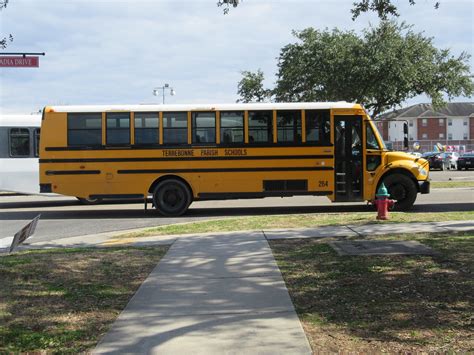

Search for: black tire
xmin=382 ymin=173 xmax=417 ymax=211
xmin=77 ymin=197 xmax=102 ymax=205
xmin=153 ymin=179 xmax=192 ymax=217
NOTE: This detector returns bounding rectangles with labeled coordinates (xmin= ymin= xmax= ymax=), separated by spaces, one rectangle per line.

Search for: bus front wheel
xmin=382 ymin=174 xmax=417 ymax=211
xmin=153 ymin=179 xmax=191 ymax=217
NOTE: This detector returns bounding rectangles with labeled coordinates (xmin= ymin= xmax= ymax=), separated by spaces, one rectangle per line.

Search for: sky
xmin=0 ymin=0 xmax=472 ymax=114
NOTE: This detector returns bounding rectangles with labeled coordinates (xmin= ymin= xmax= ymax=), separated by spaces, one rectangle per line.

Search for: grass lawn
xmin=431 ymin=181 xmax=474 ymax=188
xmin=0 ymin=246 xmax=168 ymax=353
xmin=114 ymin=211 xmax=474 ymax=239
xmin=270 ymin=232 xmax=474 ymax=352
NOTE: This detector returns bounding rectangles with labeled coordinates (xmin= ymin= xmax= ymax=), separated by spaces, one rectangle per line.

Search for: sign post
xmin=0 ymin=52 xmax=45 ymax=68
xmin=9 ymin=215 xmax=41 ymax=253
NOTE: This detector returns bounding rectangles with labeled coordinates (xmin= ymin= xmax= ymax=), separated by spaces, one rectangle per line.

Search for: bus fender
xmin=375 ymin=168 xmax=419 ymax=199
xmin=148 ymin=175 xmax=195 ymax=199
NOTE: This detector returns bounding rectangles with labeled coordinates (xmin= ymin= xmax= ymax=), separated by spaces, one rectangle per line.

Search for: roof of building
xmin=379 ymin=102 xmax=474 ymax=120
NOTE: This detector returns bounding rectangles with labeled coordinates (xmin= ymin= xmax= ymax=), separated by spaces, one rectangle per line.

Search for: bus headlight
xmin=418 ymin=167 xmax=428 ymax=176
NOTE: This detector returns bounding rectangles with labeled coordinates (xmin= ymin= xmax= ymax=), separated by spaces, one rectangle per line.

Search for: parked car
xmin=441 ymin=152 xmax=460 ymax=170
xmin=421 ymin=152 xmax=446 ymax=170
xmin=457 ymin=153 xmax=474 ymax=170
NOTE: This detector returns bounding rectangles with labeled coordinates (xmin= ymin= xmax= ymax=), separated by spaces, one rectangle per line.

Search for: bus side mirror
xmin=403 ymin=122 xmax=408 ymax=149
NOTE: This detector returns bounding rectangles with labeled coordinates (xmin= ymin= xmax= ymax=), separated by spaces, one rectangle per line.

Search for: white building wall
xmin=407 ymin=118 xmax=417 ymax=141
xmin=387 ymin=121 xmax=403 ymax=142
xmin=447 ymin=117 xmax=466 ymax=140
xmin=387 ymin=119 xmax=416 ymax=142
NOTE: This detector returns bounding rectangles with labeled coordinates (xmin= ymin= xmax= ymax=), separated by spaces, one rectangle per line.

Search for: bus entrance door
xmin=334 ymin=115 xmax=363 ymax=202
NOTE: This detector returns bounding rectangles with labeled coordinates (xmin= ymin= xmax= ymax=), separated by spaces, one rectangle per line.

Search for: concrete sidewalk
xmin=4 ymin=220 xmax=472 ymax=251
xmin=94 ymin=231 xmax=312 ymax=354
xmin=91 ymin=220 xmax=473 ymax=354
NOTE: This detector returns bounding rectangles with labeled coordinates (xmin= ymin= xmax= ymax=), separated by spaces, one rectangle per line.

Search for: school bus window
xmin=163 ymin=112 xmax=188 ymax=145
xmin=367 ymin=155 xmax=381 ymax=171
xmin=106 ymin=112 xmax=130 ymax=145
xmin=192 ymin=112 xmax=216 ymax=144
xmin=366 ymin=123 xmax=380 ymax=150
xmin=135 ymin=112 xmax=158 ymax=145
xmin=277 ymin=110 xmax=301 ymax=143
xmin=248 ymin=110 xmax=272 ymax=143
xmin=306 ymin=109 xmax=330 ymax=144
xmin=67 ymin=113 xmax=102 ymax=146
xmin=34 ymin=128 xmax=40 ymax=157
xmin=220 ymin=111 xmax=244 ymax=144
xmin=9 ymin=128 xmax=30 ymax=157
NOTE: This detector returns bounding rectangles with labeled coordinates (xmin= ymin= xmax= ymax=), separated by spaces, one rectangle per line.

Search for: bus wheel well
xmin=148 ymin=175 xmax=193 ymax=197
xmin=378 ymin=168 xmax=418 ymax=192
xmin=377 ymin=168 xmax=418 ymax=211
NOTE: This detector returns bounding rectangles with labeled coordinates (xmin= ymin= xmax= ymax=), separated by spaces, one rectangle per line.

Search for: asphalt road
xmin=429 ymin=170 xmax=474 ymax=181
xmin=1 ymin=170 xmax=473 ymax=244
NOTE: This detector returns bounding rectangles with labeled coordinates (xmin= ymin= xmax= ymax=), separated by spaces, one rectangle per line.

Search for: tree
xmin=238 ymin=21 xmax=473 ymax=118
xmin=0 ymin=0 xmax=13 ymax=49
xmin=217 ymin=0 xmax=241 ymax=15
xmin=236 ymin=69 xmax=271 ymax=103
xmin=351 ymin=0 xmax=440 ymax=20
xmin=218 ymin=0 xmax=440 ymax=20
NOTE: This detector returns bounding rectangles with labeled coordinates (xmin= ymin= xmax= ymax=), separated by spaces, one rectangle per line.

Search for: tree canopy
xmin=0 ymin=0 xmax=13 ymax=49
xmin=219 ymin=0 xmax=440 ymax=19
xmin=237 ymin=21 xmax=473 ymax=118
xmin=351 ymin=0 xmax=440 ymax=19
xmin=236 ymin=70 xmax=271 ymax=103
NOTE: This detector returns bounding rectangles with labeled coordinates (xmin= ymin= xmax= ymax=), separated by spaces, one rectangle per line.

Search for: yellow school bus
xmin=39 ymin=102 xmax=430 ymax=216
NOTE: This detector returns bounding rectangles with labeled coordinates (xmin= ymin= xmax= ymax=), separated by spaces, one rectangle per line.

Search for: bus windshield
xmin=367 ymin=122 xmax=387 ymax=150
xmin=370 ymin=122 xmax=387 ymax=150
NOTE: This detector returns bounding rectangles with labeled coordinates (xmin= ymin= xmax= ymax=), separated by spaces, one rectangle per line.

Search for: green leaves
xmin=236 ymin=69 xmax=272 ymax=103
xmin=351 ymin=1 xmax=439 ymax=20
xmin=241 ymin=21 xmax=473 ymax=118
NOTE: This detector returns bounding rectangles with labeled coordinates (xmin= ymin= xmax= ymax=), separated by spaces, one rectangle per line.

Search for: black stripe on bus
xmin=45 ymin=170 xmax=101 ymax=175
xmin=39 ymin=155 xmax=334 ymax=163
xmin=44 ymin=143 xmax=334 ymax=151
xmin=117 ymin=167 xmax=333 ymax=174
xmin=197 ymin=191 xmax=332 ymax=200
xmin=89 ymin=194 xmax=144 ymax=199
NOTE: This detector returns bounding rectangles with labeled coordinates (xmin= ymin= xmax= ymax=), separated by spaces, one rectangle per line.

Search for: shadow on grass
xmin=0 ymin=246 xmax=168 ymax=353
xmin=270 ymin=233 xmax=473 ymax=351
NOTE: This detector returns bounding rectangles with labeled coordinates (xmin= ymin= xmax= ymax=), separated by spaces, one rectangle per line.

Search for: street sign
xmin=9 ymin=215 xmax=41 ymax=253
xmin=0 ymin=56 xmax=39 ymax=68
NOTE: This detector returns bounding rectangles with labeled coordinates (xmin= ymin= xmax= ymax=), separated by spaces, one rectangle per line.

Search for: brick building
xmin=376 ymin=102 xmax=474 ymax=153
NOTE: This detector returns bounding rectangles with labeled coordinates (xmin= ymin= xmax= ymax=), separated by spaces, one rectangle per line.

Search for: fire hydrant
xmin=374 ymin=183 xmax=395 ymax=220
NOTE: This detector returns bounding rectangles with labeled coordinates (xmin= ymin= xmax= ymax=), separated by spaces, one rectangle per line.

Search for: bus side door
xmin=334 ymin=115 xmax=363 ymax=202
xmin=364 ymin=120 xmax=383 ymax=200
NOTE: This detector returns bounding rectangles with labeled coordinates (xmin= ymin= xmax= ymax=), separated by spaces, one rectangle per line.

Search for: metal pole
xmin=163 ymin=86 xmax=165 ymax=104
xmin=1 ymin=52 xmax=46 ymax=56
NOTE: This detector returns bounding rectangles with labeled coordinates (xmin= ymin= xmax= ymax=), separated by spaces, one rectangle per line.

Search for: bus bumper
xmin=418 ymin=180 xmax=430 ymax=194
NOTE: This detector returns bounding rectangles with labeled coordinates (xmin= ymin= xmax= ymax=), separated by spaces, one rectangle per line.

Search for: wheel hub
xmin=390 ymin=184 xmax=406 ymax=200
xmin=164 ymin=189 xmax=179 ymax=206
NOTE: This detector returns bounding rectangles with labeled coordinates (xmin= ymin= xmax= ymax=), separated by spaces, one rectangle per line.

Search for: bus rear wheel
xmin=153 ymin=179 xmax=191 ymax=217
xmin=382 ymin=173 xmax=417 ymax=211
xmin=77 ymin=197 xmax=102 ymax=205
